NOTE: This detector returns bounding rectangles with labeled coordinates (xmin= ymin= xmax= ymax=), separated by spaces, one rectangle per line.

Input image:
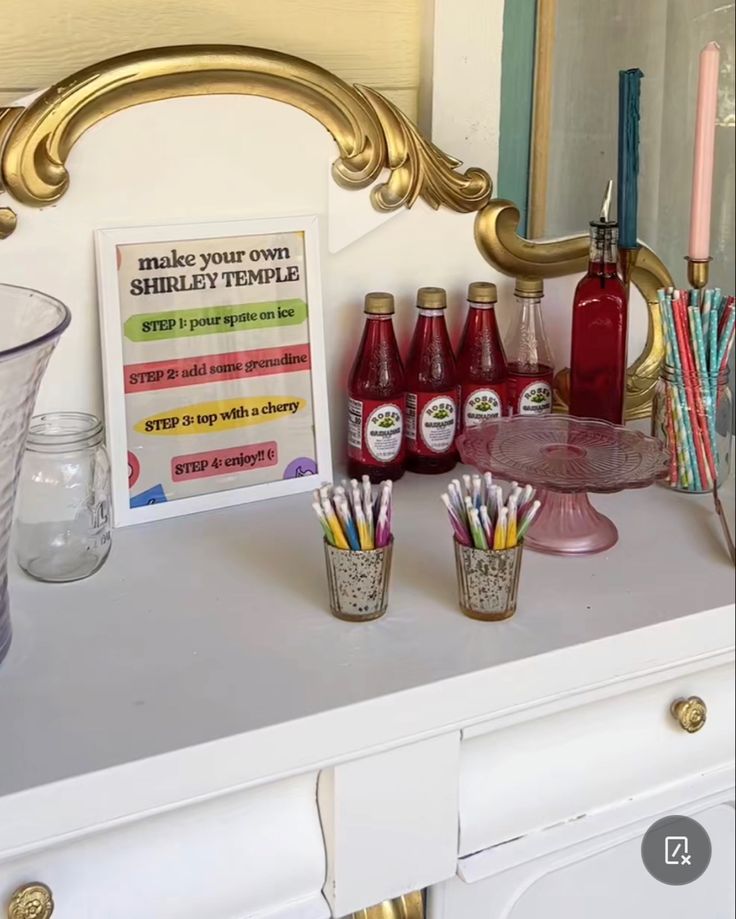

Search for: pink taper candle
xmin=688 ymin=41 xmax=720 ymax=260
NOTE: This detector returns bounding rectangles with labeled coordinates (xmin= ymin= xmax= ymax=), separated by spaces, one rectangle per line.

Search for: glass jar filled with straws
xmin=312 ymin=478 xmax=394 ymax=621
xmin=654 ymin=287 xmax=734 ymax=493
xmin=441 ymin=473 xmax=539 ymax=620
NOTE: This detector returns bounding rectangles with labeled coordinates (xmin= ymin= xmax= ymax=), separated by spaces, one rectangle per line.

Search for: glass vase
xmin=0 ymin=284 xmax=70 ymax=663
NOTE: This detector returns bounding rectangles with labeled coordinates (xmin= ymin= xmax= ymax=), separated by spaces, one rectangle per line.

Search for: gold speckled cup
xmin=454 ymin=539 xmax=523 ymax=621
xmin=324 ymin=538 xmax=393 ymax=621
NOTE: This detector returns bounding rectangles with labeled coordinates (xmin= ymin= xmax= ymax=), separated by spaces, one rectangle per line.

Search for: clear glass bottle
xmin=15 ymin=413 xmax=112 ymax=581
xmin=569 ymin=219 xmax=628 ymax=423
xmin=505 ymin=278 xmax=555 ymax=415
xmin=456 ymin=281 xmax=508 ymax=430
xmin=347 ymin=292 xmax=405 ymax=482
xmin=404 ymin=286 xmax=458 ymax=474
xmin=652 ymin=366 xmax=732 ymax=493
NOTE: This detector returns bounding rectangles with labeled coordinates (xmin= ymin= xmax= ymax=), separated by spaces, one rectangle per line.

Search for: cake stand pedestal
xmin=524 ymin=490 xmax=618 ymax=556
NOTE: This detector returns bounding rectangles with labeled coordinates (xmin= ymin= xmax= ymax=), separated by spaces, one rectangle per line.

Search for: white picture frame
xmin=95 ymin=216 xmax=332 ymax=526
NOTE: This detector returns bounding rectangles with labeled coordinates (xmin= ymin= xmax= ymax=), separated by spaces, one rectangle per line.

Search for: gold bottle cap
xmin=364 ymin=291 xmax=395 ymax=315
xmin=467 ymin=281 xmax=497 ymax=303
xmin=514 ymin=277 xmax=544 ymax=298
xmin=416 ymin=286 xmax=447 ymax=309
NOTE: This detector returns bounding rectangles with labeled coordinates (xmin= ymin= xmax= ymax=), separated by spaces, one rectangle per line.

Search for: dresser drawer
xmin=0 ymin=773 xmax=328 ymax=919
xmin=459 ymin=660 xmax=735 ymax=856
xmin=431 ymin=800 xmax=735 ymax=919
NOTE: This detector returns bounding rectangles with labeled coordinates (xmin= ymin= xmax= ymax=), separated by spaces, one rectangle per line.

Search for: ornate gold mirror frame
xmin=0 ymin=45 xmax=671 ymax=417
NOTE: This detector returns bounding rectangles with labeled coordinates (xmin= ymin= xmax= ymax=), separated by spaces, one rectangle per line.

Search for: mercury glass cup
xmin=454 ymin=540 xmax=523 ymax=620
xmin=0 ymin=284 xmax=70 ymax=664
xmin=323 ymin=538 xmax=393 ymax=621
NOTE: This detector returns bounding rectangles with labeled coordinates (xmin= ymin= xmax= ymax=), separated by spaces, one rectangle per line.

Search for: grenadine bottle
xmin=404 ymin=286 xmax=458 ymax=474
xmin=456 ymin=281 xmax=508 ymax=430
xmin=506 ymin=278 xmax=555 ymax=415
xmin=347 ymin=291 xmax=405 ymax=482
xmin=569 ymin=219 xmax=628 ymax=424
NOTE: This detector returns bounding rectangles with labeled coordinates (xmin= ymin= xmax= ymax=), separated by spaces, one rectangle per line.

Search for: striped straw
xmin=312 ymin=502 xmax=335 ymax=544
xmin=661 ymin=294 xmax=702 ymax=490
xmin=442 ymin=493 xmax=471 ymax=545
xmin=469 ymin=508 xmax=488 ymax=550
xmin=517 ymin=500 xmax=541 ymax=541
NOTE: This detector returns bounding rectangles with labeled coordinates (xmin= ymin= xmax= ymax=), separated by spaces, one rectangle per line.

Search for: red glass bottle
xmin=569 ymin=220 xmax=628 ymax=424
xmin=457 ymin=281 xmax=508 ymax=430
xmin=506 ymin=278 xmax=555 ymax=415
xmin=405 ymin=287 xmax=458 ymax=474
xmin=347 ymin=292 xmax=405 ymax=482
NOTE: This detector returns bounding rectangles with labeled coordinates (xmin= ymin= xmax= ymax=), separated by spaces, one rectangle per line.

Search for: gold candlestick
xmin=619 ymin=245 xmax=640 ymax=291
xmin=686 ymin=256 xmax=711 ymax=290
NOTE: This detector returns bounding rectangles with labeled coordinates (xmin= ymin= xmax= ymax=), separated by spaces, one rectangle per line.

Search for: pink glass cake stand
xmin=457 ymin=415 xmax=669 ymax=556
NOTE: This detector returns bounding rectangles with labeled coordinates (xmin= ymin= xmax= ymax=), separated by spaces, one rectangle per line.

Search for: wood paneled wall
xmin=0 ymin=0 xmax=422 ymax=119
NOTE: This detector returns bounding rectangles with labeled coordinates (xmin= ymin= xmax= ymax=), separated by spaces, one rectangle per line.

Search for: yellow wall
xmin=0 ymin=0 xmax=422 ymax=118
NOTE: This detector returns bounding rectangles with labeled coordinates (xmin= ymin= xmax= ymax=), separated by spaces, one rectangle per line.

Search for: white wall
xmin=431 ymin=0 xmax=506 ymax=181
xmin=0 ymin=94 xmax=505 ymax=463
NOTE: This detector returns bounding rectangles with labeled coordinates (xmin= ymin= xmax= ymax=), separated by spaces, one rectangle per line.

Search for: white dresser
xmin=0 ymin=472 xmax=733 ymax=918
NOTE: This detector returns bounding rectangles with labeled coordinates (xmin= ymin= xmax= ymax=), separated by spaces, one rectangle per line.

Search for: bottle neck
xmin=463 ymin=302 xmax=499 ymax=334
xmin=350 ymin=313 xmax=403 ymax=395
xmin=588 ymin=225 xmax=618 ymax=275
xmin=458 ymin=301 xmax=506 ymax=376
xmin=413 ymin=309 xmax=451 ymax=339
xmin=359 ymin=313 xmax=398 ymax=350
xmin=515 ymin=296 xmax=542 ymax=321
xmin=407 ymin=308 xmax=455 ymax=384
xmin=507 ymin=296 xmax=554 ymax=371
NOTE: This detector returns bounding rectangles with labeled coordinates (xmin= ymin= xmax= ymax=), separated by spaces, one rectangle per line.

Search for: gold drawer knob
xmin=671 ymin=696 xmax=707 ymax=733
xmin=7 ymin=883 xmax=54 ymax=919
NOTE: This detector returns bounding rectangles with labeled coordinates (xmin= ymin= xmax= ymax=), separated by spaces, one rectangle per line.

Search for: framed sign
xmin=95 ymin=216 xmax=331 ymax=526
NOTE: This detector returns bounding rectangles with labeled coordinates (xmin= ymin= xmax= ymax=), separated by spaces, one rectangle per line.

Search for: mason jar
xmin=15 ymin=413 xmax=112 ymax=581
xmin=651 ymin=366 xmax=732 ymax=493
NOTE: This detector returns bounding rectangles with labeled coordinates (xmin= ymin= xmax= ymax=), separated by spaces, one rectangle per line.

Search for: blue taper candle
xmin=616 ymin=68 xmax=644 ymax=250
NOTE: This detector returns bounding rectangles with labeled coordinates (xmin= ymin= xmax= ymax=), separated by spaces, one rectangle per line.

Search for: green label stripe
xmin=124 ymin=299 xmax=307 ymax=341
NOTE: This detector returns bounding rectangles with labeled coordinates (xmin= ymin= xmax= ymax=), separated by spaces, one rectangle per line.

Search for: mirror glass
xmin=537 ymin=0 xmax=734 ymax=291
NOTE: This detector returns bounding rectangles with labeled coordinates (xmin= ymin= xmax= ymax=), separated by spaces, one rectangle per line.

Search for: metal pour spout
xmin=599 ymin=179 xmax=613 ymax=222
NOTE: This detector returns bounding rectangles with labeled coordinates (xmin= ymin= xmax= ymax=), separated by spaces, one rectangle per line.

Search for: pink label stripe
xmin=124 ymin=344 xmax=311 ymax=393
xmin=171 ymin=441 xmax=278 ymax=482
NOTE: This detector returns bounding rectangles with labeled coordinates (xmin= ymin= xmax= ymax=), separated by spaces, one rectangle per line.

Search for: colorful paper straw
xmin=313 ymin=480 xmax=393 ymax=550
xmin=658 ymin=284 xmax=734 ymax=492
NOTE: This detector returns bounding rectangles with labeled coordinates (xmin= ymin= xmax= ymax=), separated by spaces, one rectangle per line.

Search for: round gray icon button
xmin=641 ymin=815 xmax=712 ymax=885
